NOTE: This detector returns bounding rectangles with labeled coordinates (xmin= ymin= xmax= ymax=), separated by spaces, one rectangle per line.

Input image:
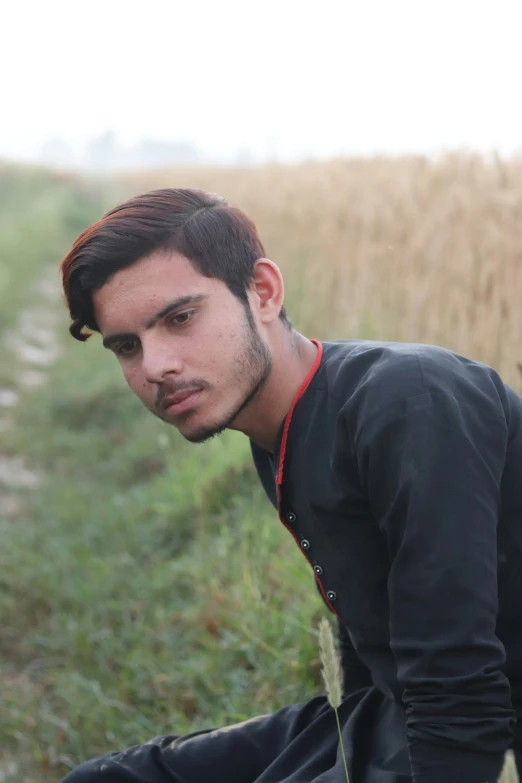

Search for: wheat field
xmin=122 ymin=153 xmax=522 ymax=391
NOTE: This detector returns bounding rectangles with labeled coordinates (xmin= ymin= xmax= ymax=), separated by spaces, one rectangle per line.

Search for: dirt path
xmin=0 ymin=269 xmax=63 ymax=782
xmin=0 ymin=269 xmax=62 ymax=515
xmin=0 ymin=270 xmax=66 ymax=782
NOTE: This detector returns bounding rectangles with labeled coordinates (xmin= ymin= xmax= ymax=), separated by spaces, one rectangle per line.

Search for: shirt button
xmin=286 ymin=511 xmax=296 ymax=524
xmin=326 ymin=590 xmax=337 ymax=601
xmin=300 ymin=539 xmax=310 ymax=550
xmin=313 ymin=564 xmax=323 ymax=575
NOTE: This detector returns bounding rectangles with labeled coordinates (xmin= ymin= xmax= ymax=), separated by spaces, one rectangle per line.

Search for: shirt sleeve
xmin=355 ymin=390 xmax=515 ymax=783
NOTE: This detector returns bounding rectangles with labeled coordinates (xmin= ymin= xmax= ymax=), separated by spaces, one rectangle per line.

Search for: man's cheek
xmin=123 ymin=369 xmax=145 ymax=398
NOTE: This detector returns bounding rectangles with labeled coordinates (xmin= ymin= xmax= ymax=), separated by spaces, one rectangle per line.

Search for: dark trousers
xmin=60 ymin=689 xmax=414 ymax=782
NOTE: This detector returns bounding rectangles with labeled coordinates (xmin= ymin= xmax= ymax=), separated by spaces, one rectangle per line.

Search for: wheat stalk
xmin=319 ymin=617 xmax=350 ymax=782
xmin=498 ymin=750 xmax=519 ymax=783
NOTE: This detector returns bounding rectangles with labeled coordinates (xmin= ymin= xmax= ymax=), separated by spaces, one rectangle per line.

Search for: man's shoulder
xmin=319 ymin=339 xmax=509 ymax=427
xmin=320 ymin=338 xmax=458 ymax=397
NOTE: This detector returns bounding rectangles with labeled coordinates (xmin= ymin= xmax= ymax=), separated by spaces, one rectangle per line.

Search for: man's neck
xmin=231 ymin=331 xmax=319 ymax=453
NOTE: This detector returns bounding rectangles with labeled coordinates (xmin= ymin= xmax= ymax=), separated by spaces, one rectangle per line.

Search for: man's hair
xmin=60 ymin=187 xmax=290 ymax=341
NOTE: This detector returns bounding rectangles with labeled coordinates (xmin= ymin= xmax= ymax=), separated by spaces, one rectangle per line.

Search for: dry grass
xmin=120 ymin=153 xmax=522 ymax=390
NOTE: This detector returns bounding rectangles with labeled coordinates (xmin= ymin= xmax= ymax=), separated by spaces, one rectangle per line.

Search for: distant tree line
xmin=39 ymin=131 xmax=204 ymax=170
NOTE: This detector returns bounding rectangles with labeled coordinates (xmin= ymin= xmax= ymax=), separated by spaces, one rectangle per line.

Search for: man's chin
xmin=146 ymin=402 xmax=227 ymax=442
xmin=178 ymin=420 xmax=227 ymax=444
xmin=165 ymin=408 xmax=227 ymax=443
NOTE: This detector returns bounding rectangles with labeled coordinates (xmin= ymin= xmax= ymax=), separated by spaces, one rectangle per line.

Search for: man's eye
xmin=115 ymin=341 xmax=137 ymax=356
xmin=170 ymin=310 xmax=195 ymax=326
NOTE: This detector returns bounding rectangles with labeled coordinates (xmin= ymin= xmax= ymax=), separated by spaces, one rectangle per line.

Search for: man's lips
xmin=161 ymin=388 xmax=203 ymax=414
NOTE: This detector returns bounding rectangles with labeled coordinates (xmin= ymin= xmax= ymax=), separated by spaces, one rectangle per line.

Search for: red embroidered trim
xmin=275 ymin=339 xmax=343 ymax=622
xmin=276 ymin=339 xmax=323 ymax=488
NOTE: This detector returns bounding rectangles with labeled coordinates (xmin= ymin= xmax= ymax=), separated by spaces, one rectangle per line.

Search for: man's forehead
xmin=92 ymin=253 xmax=209 ymax=325
xmin=103 ymin=251 xmax=200 ymax=291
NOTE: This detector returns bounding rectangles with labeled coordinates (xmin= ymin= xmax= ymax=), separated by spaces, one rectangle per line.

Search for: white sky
xmin=1 ymin=0 xmax=522 ymax=162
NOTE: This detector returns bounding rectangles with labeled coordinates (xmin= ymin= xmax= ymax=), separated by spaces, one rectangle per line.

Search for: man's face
xmin=92 ymin=250 xmax=272 ymax=443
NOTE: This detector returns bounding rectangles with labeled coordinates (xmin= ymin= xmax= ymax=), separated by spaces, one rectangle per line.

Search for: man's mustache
xmin=155 ymin=378 xmax=210 ymax=410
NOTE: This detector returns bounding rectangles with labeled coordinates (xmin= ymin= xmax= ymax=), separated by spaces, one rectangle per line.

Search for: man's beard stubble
xmin=149 ymin=307 xmax=273 ymax=444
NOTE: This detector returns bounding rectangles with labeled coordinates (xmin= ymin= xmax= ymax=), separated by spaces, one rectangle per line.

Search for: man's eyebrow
xmin=144 ymin=294 xmax=207 ymax=329
xmin=102 ymin=294 xmax=207 ymax=350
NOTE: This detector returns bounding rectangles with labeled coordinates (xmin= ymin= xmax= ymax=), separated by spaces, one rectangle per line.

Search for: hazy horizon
xmin=2 ymin=0 xmax=522 ymax=168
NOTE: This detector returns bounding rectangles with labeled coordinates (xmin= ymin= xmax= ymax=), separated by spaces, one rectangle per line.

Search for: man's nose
xmin=141 ymin=338 xmax=184 ymax=384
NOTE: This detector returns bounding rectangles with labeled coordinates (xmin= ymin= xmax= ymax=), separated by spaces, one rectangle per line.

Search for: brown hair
xmin=60 ymin=187 xmax=289 ymax=341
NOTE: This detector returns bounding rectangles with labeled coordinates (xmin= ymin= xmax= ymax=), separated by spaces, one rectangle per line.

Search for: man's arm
xmin=355 ymin=390 xmax=515 ymax=783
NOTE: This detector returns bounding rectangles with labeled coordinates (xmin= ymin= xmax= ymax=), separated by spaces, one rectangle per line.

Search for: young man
xmin=59 ymin=188 xmax=522 ymax=783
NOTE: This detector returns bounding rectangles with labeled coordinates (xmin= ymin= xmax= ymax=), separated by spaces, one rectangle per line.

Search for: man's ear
xmin=251 ymin=258 xmax=285 ymax=324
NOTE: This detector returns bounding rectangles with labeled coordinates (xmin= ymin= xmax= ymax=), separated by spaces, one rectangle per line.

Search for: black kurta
xmin=61 ymin=339 xmax=522 ymax=783
xmin=250 ymin=339 xmax=522 ymax=782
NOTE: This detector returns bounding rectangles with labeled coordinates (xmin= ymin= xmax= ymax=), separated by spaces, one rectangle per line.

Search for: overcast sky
xmin=2 ymin=0 xmax=522 ymax=163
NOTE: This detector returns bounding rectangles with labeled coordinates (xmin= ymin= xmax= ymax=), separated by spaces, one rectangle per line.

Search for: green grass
xmin=0 ymin=168 xmax=326 ymax=782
